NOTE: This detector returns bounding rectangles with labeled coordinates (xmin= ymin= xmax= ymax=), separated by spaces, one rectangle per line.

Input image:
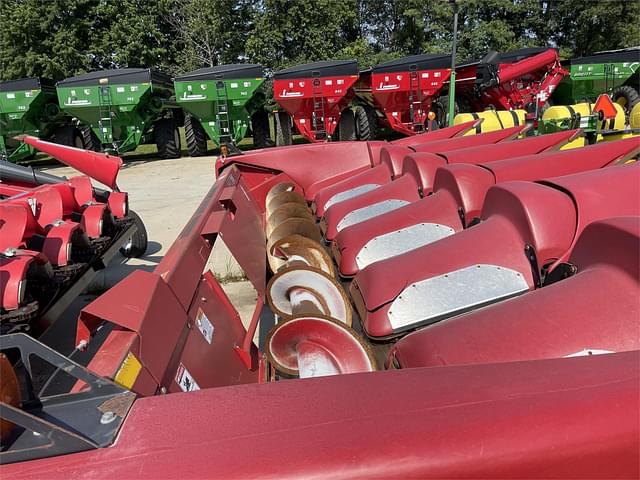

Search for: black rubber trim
xmin=274 ymin=60 xmax=358 ymax=79
xmin=175 ymin=64 xmax=264 ymax=81
xmin=57 ymin=68 xmax=172 ymax=87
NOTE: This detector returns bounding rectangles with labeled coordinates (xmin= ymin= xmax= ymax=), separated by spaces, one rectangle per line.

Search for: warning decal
xmin=175 ymin=364 xmax=200 ymax=392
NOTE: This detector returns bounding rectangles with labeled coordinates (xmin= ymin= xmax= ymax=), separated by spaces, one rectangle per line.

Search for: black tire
xmin=251 ymin=109 xmax=272 ymax=148
xmin=612 ymin=85 xmax=640 ymax=120
xmin=154 ymin=118 xmax=181 ymax=159
xmin=120 ymin=210 xmax=148 ymax=258
xmin=337 ymin=108 xmax=356 ymax=141
xmin=275 ymin=111 xmax=292 ymax=146
xmin=54 ymin=125 xmax=82 ymax=148
xmin=434 ymin=96 xmax=460 ymax=128
xmin=80 ymin=126 xmax=101 ymax=151
xmin=354 ymin=105 xmax=371 ymax=141
xmin=184 ymin=115 xmax=208 ymax=157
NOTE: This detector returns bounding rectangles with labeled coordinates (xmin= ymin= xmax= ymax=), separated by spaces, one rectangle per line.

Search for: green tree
xmin=94 ymin=0 xmax=181 ymax=73
xmin=169 ymin=0 xmax=256 ymax=73
xmin=246 ymin=0 xmax=360 ymax=70
xmin=0 ymin=0 xmax=100 ymax=80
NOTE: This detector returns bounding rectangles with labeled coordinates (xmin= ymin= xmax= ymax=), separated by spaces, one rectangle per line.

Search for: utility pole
xmin=448 ymin=0 xmax=459 ymax=126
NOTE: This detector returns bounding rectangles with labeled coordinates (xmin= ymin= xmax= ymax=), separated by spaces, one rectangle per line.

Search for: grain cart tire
xmin=276 ymin=111 xmax=293 ymax=146
xmin=155 ymin=118 xmax=181 ymax=159
xmin=54 ymin=126 xmax=83 ymax=148
xmin=184 ymin=115 xmax=208 ymax=157
xmin=354 ymin=105 xmax=371 ymax=141
xmin=612 ymin=86 xmax=640 ymax=120
xmin=435 ymin=96 xmax=463 ymax=128
xmin=80 ymin=126 xmax=100 ymax=151
xmin=119 ymin=210 xmax=148 ymax=258
xmin=338 ymin=108 xmax=356 ymax=141
xmin=251 ymin=110 xmax=272 ymax=148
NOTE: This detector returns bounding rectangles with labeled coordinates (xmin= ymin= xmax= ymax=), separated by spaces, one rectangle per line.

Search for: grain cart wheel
xmin=54 ymin=125 xmax=83 ymax=148
xmin=338 ymin=108 xmax=356 ymax=141
xmin=251 ymin=109 xmax=272 ymax=148
xmin=80 ymin=126 xmax=100 ymax=151
xmin=120 ymin=210 xmax=148 ymax=258
xmin=275 ymin=111 xmax=293 ymax=146
xmin=354 ymin=105 xmax=371 ymax=141
xmin=155 ymin=118 xmax=181 ymax=159
xmin=184 ymin=115 xmax=208 ymax=157
xmin=612 ymin=86 xmax=640 ymax=121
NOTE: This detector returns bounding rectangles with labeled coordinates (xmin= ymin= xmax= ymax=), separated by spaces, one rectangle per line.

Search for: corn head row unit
xmin=1 ymin=106 xmax=639 ymax=477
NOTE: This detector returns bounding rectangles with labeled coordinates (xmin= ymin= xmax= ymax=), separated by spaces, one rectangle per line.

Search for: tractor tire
xmin=338 ymin=108 xmax=356 ymax=141
xmin=251 ymin=110 xmax=272 ymax=148
xmin=612 ymin=85 xmax=640 ymax=121
xmin=119 ymin=210 xmax=148 ymax=258
xmin=184 ymin=115 xmax=208 ymax=157
xmin=54 ymin=126 xmax=83 ymax=149
xmin=80 ymin=126 xmax=100 ymax=151
xmin=275 ymin=111 xmax=293 ymax=146
xmin=154 ymin=118 xmax=181 ymax=159
xmin=354 ymin=105 xmax=372 ymax=141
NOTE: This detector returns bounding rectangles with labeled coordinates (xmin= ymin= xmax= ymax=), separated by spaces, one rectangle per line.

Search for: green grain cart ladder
xmin=174 ymin=64 xmax=269 ymax=156
xmin=56 ymin=68 xmax=183 ymax=158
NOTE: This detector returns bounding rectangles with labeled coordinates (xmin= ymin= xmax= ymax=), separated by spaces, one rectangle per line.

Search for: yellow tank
xmin=630 ymin=102 xmax=640 ymax=129
xmin=542 ymin=102 xmax=628 ymax=148
xmin=454 ymin=109 xmax=527 ymax=136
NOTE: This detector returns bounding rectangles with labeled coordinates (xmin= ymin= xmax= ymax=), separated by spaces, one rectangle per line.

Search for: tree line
xmin=1 ymin=0 xmax=638 ymax=82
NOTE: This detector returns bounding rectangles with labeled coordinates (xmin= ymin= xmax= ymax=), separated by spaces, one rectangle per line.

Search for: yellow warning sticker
xmin=114 ymin=352 xmax=142 ymax=389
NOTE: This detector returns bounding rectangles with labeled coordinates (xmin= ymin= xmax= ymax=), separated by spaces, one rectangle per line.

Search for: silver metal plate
xmin=336 ymin=199 xmax=410 ymax=232
xmin=388 ymin=264 xmax=529 ymax=330
xmin=324 ymin=184 xmax=380 ymax=211
xmin=356 ymin=223 xmax=456 ymax=270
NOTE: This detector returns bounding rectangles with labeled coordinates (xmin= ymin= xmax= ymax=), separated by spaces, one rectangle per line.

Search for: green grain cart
xmin=0 ymin=77 xmax=91 ymax=162
xmin=56 ymin=68 xmax=183 ymax=158
xmin=553 ymin=47 xmax=640 ymax=118
xmin=174 ymin=64 xmax=269 ymax=156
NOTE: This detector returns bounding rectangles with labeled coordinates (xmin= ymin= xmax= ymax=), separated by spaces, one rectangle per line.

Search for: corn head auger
xmin=0 ymin=136 xmax=147 ymax=336
xmin=1 ymin=121 xmax=639 ymax=477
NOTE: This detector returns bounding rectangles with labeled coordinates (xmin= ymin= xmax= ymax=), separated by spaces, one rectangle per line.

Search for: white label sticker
xmin=196 ymin=308 xmax=214 ymax=344
xmin=175 ymin=364 xmax=200 ymax=392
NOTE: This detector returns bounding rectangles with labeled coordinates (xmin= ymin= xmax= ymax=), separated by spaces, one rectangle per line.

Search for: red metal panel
xmin=218 ymin=141 xmax=377 ymax=201
xmin=20 ymin=135 xmax=122 ymax=189
xmin=321 ymin=174 xmax=422 ymax=241
xmin=393 ymin=217 xmax=640 ymax=368
xmin=390 ymin=119 xmax=480 ymax=145
xmin=8 ymin=352 xmax=639 ymax=479
xmin=312 ymin=163 xmax=393 ymax=218
xmin=412 ymin=124 xmax=526 ymax=153
xmin=540 ymin=162 xmax=640 ymax=266
xmin=333 ymin=186 xmax=466 ymax=277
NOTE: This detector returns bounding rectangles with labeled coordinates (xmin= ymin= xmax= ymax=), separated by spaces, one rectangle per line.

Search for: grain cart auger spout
xmin=0 ymin=137 xmax=147 ymax=336
xmin=456 ymin=47 xmax=568 ymax=114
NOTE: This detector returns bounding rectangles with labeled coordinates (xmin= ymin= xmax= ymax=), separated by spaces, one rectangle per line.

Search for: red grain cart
xmin=273 ymin=60 xmax=360 ymax=143
xmin=365 ymin=54 xmax=452 ymax=136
